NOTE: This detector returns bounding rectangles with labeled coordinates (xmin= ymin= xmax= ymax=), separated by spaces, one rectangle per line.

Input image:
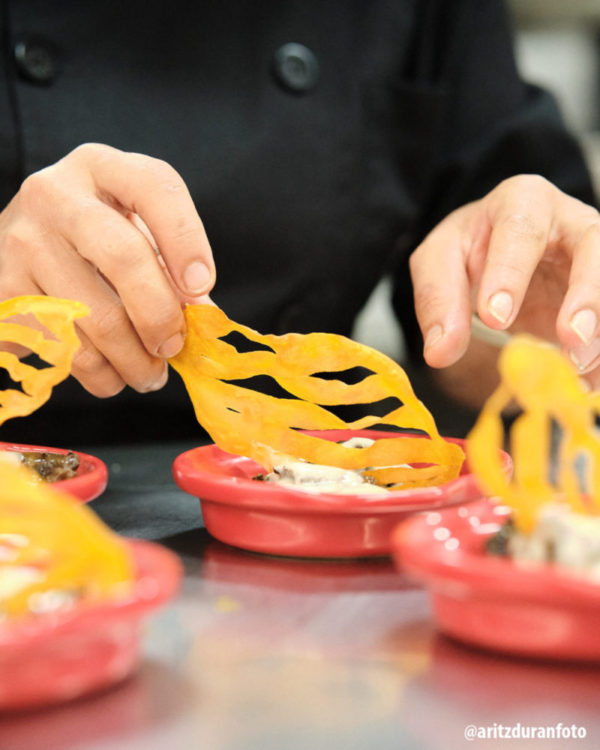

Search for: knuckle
xmin=73 ymin=349 xmax=125 ymax=398
xmin=19 ymin=170 xmax=55 ymax=209
xmin=64 ymin=196 xmax=105 ymax=235
xmin=99 ymin=227 xmax=146 ymax=270
xmin=567 ymin=206 xmax=600 ymax=246
xmin=499 ymin=212 xmax=546 ymax=244
xmin=69 ymin=142 xmax=110 ymax=163
xmin=132 ymin=153 xmax=182 ymax=187
xmin=412 ymin=281 xmax=447 ymax=317
xmin=0 ymin=223 xmax=41 ymax=273
xmin=584 ymin=218 xmax=600 ymax=240
xmin=2 ymin=224 xmax=30 ymax=257
xmin=134 ymin=298 xmax=182 ymax=348
xmin=141 ymin=160 xmax=191 ymax=202
xmin=148 ymin=156 xmax=180 ymax=181
xmin=72 ymin=344 xmax=106 ymax=378
xmin=91 ymin=303 xmax=128 ymax=342
xmin=576 ymin=201 xmax=600 ymax=223
xmin=499 ymin=173 xmax=551 ymax=197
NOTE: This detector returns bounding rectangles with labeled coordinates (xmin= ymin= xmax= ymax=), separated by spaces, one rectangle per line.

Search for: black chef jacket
xmin=0 ymin=0 xmax=596 ymax=445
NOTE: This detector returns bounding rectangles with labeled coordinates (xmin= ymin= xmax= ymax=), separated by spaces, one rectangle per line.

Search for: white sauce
xmin=263 ymin=436 xmax=402 ymax=495
xmin=509 ymin=503 xmax=600 ymax=581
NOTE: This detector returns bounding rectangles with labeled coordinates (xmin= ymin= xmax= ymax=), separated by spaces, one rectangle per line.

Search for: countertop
xmin=1 ymin=441 xmax=599 ymax=750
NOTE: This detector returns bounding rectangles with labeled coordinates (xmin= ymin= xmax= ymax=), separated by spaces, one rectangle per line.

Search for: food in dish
xmin=0 ymin=449 xmax=80 ymax=481
xmin=0 ymin=466 xmax=181 ymax=713
xmin=169 ymin=305 xmax=464 ymax=489
xmin=0 ymin=442 xmax=107 ymax=502
xmin=0 ymin=296 xmax=110 ymax=499
xmin=0 ymin=295 xmax=105 ymax=492
xmin=391 ymin=498 xmax=600 ymax=661
xmin=260 ymin=459 xmax=389 ymax=495
xmin=468 ymin=335 xmax=600 ymax=580
xmin=172 ymin=430 xmax=496 ymax=558
xmin=0 ymin=460 xmax=132 ymax=620
xmin=258 ymin=437 xmax=398 ymax=494
xmin=393 ymin=335 xmax=600 ymax=660
xmin=487 ymin=504 xmax=600 ymax=581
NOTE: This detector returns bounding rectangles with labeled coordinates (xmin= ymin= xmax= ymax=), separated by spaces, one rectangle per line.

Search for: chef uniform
xmin=0 ymin=0 xmax=595 ymax=444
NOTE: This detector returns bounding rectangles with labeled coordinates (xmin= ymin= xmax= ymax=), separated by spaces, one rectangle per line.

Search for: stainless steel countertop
xmin=1 ymin=442 xmax=599 ymax=750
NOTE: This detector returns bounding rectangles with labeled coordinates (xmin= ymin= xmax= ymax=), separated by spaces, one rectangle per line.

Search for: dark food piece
xmin=486 ymin=518 xmax=515 ymax=557
xmin=20 ymin=451 xmax=80 ymax=482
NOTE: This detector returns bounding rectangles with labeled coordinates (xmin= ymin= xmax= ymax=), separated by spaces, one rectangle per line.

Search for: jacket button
xmin=272 ymin=43 xmax=319 ymax=93
xmin=14 ymin=37 xmax=59 ymax=85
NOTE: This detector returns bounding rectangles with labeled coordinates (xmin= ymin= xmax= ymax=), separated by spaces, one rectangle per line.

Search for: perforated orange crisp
xmin=0 ymin=461 xmax=132 ymax=618
xmin=467 ymin=335 xmax=600 ymax=531
xmin=0 ymin=295 xmax=89 ymax=427
xmin=169 ymin=305 xmax=464 ymax=488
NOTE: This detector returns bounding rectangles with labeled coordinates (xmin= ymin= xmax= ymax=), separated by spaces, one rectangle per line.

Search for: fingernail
xmin=158 ymin=332 xmax=184 ymax=359
xmin=570 ymin=308 xmax=597 ymax=346
xmin=425 ymin=324 xmax=443 ymax=349
xmin=487 ymin=291 xmax=513 ymax=325
xmin=569 ymin=338 xmax=600 ymax=373
xmin=183 ymin=261 xmax=212 ymax=295
xmin=144 ymin=366 xmax=169 ymax=392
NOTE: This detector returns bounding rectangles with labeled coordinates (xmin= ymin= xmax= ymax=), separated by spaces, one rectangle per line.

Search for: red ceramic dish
xmin=173 ymin=429 xmax=510 ymax=558
xmin=0 ymin=539 xmax=182 ymax=711
xmin=0 ymin=441 xmax=108 ymax=502
xmin=392 ymin=499 xmax=600 ymax=662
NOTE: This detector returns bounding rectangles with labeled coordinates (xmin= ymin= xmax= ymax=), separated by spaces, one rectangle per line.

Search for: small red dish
xmin=0 ymin=539 xmax=182 ymax=711
xmin=0 ymin=441 xmax=108 ymax=502
xmin=173 ymin=429 xmax=510 ymax=558
xmin=392 ymin=499 xmax=600 ymax=662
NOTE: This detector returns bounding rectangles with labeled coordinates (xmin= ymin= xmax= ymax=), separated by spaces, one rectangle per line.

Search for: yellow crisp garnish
xmin=0 ymin=461 xmax=132 ymax=618
xmin=0 ymin=295 xmax=89 ymax=426
xmin=169 ymin=305 xmax=464 ymax=488
xmin=467 ymin=335 xmax=599 ymax=531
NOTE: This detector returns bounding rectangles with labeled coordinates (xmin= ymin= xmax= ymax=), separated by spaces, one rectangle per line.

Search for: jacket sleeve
xmin=393 ymin=0 xmax=598 ymax=358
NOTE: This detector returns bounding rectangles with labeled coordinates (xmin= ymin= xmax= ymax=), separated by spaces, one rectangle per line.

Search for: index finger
xmin=409 ymin=213 xmax=473 ymax=367
xmin=78 ymin=144 xmax=216 ymax=299
xmin=477 ymin=176 xmax=553 ymax=330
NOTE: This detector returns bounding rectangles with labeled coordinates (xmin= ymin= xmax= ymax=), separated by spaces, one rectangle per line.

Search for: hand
xmin=0 ymin=143 xmax=216 ymax=396
xmin=409 ymin=175 xmax=600 ymax=386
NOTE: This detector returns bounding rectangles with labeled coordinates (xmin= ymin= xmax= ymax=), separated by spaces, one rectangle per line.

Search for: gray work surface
xmin=1 ymin=442 xmax=599 ymax=750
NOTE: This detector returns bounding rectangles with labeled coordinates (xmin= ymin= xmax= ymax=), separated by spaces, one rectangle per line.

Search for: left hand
xmin=409 ymin=174 xmax=600 ymax=386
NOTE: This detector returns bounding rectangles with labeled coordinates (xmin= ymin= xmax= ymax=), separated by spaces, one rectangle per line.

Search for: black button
xmin=272 ymin=43 xmax=319 ymax=93
xmin=14 ymin=36 xmax=59 ymax=85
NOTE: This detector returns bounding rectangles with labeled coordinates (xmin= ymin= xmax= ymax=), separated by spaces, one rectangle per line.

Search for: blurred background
xmin=510 ymin=0 xmax=600 ymax=193
xmin=353 ymin=0 xmax=600 ymax=360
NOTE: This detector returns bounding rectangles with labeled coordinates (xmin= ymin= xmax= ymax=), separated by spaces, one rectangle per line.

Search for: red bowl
xmin=392 ymin=499 xmax=600 ymax=662
xmin=0 ymin=539 xmax=182 ymax=711
xmin=0 ymin=441 xmax=108 ymax=502
xmin=173 ymin=429 xmax=510 ymax=558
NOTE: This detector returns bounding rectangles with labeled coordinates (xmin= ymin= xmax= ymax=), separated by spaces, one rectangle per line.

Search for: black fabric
xmin=0 ymin=0 xmax=596 ymax=447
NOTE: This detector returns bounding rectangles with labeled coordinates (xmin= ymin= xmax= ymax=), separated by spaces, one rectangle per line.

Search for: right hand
xmin=0 ymin=143 xmax=216 ymax=396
